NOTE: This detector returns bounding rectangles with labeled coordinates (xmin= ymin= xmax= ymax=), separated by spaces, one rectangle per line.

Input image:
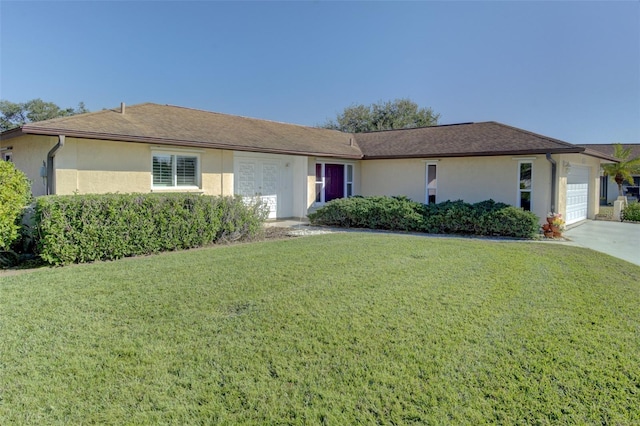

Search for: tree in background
xmin=322 ymin=98 xmax=440 ymax=133
xmin=0 ymin=99 xmax=88 ymax=132
xmin=601 ymin=144 xmax=640 ymax=196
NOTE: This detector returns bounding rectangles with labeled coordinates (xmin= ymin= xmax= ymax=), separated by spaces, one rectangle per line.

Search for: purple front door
xmin=324 ymin=164 xmax=344 ymax=202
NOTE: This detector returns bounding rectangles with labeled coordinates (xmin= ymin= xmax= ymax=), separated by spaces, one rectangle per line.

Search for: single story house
xmin=1 ymin=102 xmax=617 ymax=225
xmin=578 ymin=144 xmax=640 ymax=205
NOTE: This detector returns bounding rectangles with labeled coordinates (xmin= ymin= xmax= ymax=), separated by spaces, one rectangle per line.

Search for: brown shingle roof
xmin=354 ymin=121 xmax=596 ymax=159
xmin=1 ymin=103 xmax=619 ymax=162
xmin=577 ymin=144 xmax=640 ymax=160
xmin=7 ymin=103 xmax=361 ymax=159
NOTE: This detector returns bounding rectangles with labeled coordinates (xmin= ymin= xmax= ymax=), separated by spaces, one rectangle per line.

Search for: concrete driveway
xmin=564 ymin=220 xmax=640 ymax=266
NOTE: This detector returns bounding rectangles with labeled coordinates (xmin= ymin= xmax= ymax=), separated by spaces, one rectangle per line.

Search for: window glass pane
xmin=428 ymin=165 xmax=437 ymax=187
xmin=520 ymin=163 xmax=532 ymax=190
xmin=600 ymin=176 xmax=607 ymax=200
xmin=346 ymin=183 xmax=353 ymax=197
xmin=346 ymin=164 xmax=353 ymax=182
xmin=520 ymin=191 xmax=531 ymax=211
xmin=177 ymin=156 xmax=197 ymax=186
xmin=316 ymin=164 xmax=322 ymax=182
xmin=153 ymin=155 xmax=173 ymax=186
xmin=315 ymin=183 xmax=322 ymax=203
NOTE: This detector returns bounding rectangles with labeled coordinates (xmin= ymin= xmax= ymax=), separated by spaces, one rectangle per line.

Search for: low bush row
xmin=308 ymin=196 xmax=539 ymax=238
xmin=622 ymin=202 xmax=640 ymax=222
xmin=34 ymin=193 xmax=268 ymax=265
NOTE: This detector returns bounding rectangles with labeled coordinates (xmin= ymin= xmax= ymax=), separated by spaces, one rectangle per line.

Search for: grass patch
xmin=1 ymin=234 xmax=639 ymax=424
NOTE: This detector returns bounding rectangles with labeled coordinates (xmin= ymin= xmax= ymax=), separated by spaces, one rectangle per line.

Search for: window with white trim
xmin=1 ymin=151 xmax=12 ymax=162
xmin=346 ymin=164 xmax=354 ymax=198
xmin=315 ymin=162 xmax=354 ymax=204
xmin=518 ymin=161 xmax=532 ymax=211
xmin=426 ymin=163 xmax=437 ymax=204
xmin=152 ymin=151 xmax=200 ymax=189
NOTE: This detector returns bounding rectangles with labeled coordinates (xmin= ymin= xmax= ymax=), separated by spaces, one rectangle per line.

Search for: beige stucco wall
xmin=55 ymin=138 xmax=150 ymax=194
xmin=58 ymin=138 xmax=236 ymax=197
xmin=361 ymin=156 xmax=554 ymax=222
xmin=360 ymin=159 xmax=428 ymax=202
xmin=1 ymin=134 xmax=58 ymax=196
xmin=2 ymin=134 xmax=236 ymax=197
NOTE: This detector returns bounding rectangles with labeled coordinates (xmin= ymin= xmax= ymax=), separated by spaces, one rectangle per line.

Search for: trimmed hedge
xmin=621 ymin=202 xmax=640 ymax=222
xmin=35 ymin=193 xmax=268 ymax=265
xmin=308 ymin=196 xmax=539 ymax=238
xmin=306 ymin=196 xmax=424 ymax=231
xmin=0 ymin=160 xmax=31 ymax=251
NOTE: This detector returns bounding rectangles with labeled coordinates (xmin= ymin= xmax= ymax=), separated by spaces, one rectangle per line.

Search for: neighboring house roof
xmin=1 ymin=103 xmax=362 ymax=159
xmin=0 ymin=102 xmax=619 ymax=161
xmin=354 ymin=122 xmax=616 ymax=160
xmin=577 ymin=144 xmax=640 ymax=161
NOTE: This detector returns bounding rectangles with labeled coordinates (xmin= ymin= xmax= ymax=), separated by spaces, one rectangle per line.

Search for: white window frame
xmin=151 ymin=149 xmax=201 ymax=190
xmin=314 ymin=162 xmax=355 ymax=205
xmin=1 ymin=151 xmax=12 ymax=162
xmin=345 ymin=164 xmax=354 ymax=198
xmin=425 ymin=162 xmax=438 ymax=205
xmin=518 ymin=160 xmax=533 ymax=211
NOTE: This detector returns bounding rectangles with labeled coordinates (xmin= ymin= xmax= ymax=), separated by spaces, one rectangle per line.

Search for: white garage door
xmin=566 ymin=166 xmax=589 ymax=224
xmin=235 ymin=158 xmax=280 ymax=219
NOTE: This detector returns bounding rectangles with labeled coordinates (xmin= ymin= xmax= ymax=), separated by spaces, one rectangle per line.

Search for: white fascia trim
xmin=150 ymin=146 xmax=205 ymax=153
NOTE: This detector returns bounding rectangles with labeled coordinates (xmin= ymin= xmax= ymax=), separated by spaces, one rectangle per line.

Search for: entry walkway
xmin=564 ymin=220 xmax=640 ymax=266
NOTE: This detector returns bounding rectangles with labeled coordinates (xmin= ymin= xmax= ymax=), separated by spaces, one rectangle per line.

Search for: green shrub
xmin=34 ymin=193 xmax=268 ymax=265
xmin=0 ymin=160 xmax=31 ymax=251
xmin=309 ymin=196 xmax=539 ymax=239
xmin=621 ymin=202 xmax=640 ymax=222
xmin=308 ymin=195 xmax=425 ymax=231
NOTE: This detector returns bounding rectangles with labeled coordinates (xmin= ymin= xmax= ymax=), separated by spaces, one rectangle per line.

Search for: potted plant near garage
xmin=542 ymin=212 xmax=565 ymax=238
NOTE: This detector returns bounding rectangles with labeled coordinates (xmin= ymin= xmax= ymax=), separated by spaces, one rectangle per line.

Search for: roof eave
xmin=0 ymin=127 xmax=27 ymax=141
xmin=580 ymin=148 xmax=619 ymax=162
xmin=362 ymin=148 xmax=585 ymax=160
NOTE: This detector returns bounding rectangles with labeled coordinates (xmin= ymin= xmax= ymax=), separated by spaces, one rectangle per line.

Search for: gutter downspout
xmin=546 ymin=152 xmax=556 ymax=213
xmin=46 ymin=135 xmax=65 ymax=195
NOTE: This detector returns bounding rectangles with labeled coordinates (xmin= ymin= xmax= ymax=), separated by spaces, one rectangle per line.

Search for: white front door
xmin=235 ymin=159 xmax=280 ymax=219
xmin=566 ymin=165 xmax=589 ymax=224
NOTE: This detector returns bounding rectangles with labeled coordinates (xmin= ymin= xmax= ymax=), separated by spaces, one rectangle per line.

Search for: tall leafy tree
xmin=601 ymin=144 xmax=640 ymax=196
xmin=322 ymin=98 xmax=440 ymax=133
xmin=0 ymin=99 xmax=88 ymax=132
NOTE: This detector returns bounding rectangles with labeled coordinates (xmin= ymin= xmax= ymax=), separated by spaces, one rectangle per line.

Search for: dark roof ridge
xmin=355 ymin=121 xmax=475 ymax=135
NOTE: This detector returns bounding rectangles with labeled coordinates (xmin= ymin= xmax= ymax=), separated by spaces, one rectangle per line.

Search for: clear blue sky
xmin=1 ymin=1 xmax=638 ymax=144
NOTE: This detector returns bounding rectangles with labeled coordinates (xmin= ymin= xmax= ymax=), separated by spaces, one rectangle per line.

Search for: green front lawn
xmin=2 ymin=234 xmax=639 ymax=424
